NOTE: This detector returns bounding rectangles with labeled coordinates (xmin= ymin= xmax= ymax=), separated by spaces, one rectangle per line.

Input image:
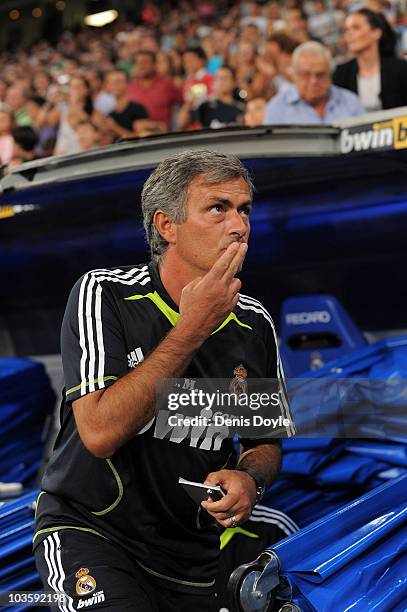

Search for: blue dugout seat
xmin=280 ymin=295 xmax=367 ymax=377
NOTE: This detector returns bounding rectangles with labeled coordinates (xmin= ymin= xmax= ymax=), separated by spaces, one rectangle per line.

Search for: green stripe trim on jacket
xmin=90 ymin=459 xmax=124 ymax=516
xmin=135 ymin=559 xmax=215 ymax=588
xmin=34 ymin=491 xmax=45 ymax=521
xmin=220 ymin=526 xmax=259 ymax=550
xmin=66 ymin=376 xmax=118 ymax=396
xmin=125 ymin=292 xmax=252 ymax=333
xmin=212 ymin=312 xmax=252 ymax=334
xmin=33 ymin=525 xmax=108 ymax=544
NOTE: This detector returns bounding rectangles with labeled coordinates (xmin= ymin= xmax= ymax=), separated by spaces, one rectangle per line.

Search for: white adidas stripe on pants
xmin=43 ymin=532 xmax=77 ymax=612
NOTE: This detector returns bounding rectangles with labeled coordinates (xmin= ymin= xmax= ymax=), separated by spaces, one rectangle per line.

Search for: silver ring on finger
xmin=229 ymin=515 xmax=238 ymax=528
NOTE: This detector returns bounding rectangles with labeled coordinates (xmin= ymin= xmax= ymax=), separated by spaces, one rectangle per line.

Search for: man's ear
xmin=153 ymin=210 xmax=177 ymax=245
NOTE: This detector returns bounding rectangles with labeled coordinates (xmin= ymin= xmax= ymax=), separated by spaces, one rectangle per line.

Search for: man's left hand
xmin=201 ymin=469 xmax=257 ymax=528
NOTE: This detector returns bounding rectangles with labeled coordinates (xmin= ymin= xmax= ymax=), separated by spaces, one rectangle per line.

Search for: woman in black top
xmin=333 ymin=8 xmax=407 ymax=111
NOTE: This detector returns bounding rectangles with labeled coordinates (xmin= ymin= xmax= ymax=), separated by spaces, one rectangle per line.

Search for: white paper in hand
xmin=178 ymin=477 xmax=225 ymax=505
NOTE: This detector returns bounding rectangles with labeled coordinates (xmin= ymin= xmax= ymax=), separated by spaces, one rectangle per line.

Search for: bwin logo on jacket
xmin=77 ymin=591 xmax=105 ymax=608
xmin=127 ymin=347 xmax=144 ymax=368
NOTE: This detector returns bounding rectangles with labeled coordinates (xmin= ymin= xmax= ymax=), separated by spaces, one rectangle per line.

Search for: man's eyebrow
xmin=208 ymin=196 xmax=253 ymax=208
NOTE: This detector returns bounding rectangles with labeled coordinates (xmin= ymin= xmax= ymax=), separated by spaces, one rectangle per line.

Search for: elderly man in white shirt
xmin=264 ymin=41 xmax=365 ymax=125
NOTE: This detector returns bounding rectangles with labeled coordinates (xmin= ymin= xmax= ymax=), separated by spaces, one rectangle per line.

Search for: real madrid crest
xmin=75 ymin=567 xmax=97 ymax=596
xmin=229 ymin=364 xmax=248 ymax=396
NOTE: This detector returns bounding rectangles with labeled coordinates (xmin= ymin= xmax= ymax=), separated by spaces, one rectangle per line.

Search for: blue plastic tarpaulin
xmin=270 ymin=474 xmax=407 ymax=612
xmin=347 ymin=440 xmax=407 ymax=467
xmin=0 ymin=358 xmax=55 ymax=489
xmin=0 ymin=360 xmax=55 ymax=610
xmin=287 ymin=336 xmax=407 ymax=438
xmin=270 ymin=438 xmax=407 ymax=527
xmin=0 ymin=490 xmax=43 ymax=611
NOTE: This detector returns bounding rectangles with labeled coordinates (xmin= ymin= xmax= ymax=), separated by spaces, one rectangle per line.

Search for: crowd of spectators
xmin=0 ymin=0 xmax=407 ymax=168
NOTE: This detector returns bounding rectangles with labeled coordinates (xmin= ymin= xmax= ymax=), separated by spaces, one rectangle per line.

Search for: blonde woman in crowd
xmin=52 ymin=75 xmax=101 ymax=155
